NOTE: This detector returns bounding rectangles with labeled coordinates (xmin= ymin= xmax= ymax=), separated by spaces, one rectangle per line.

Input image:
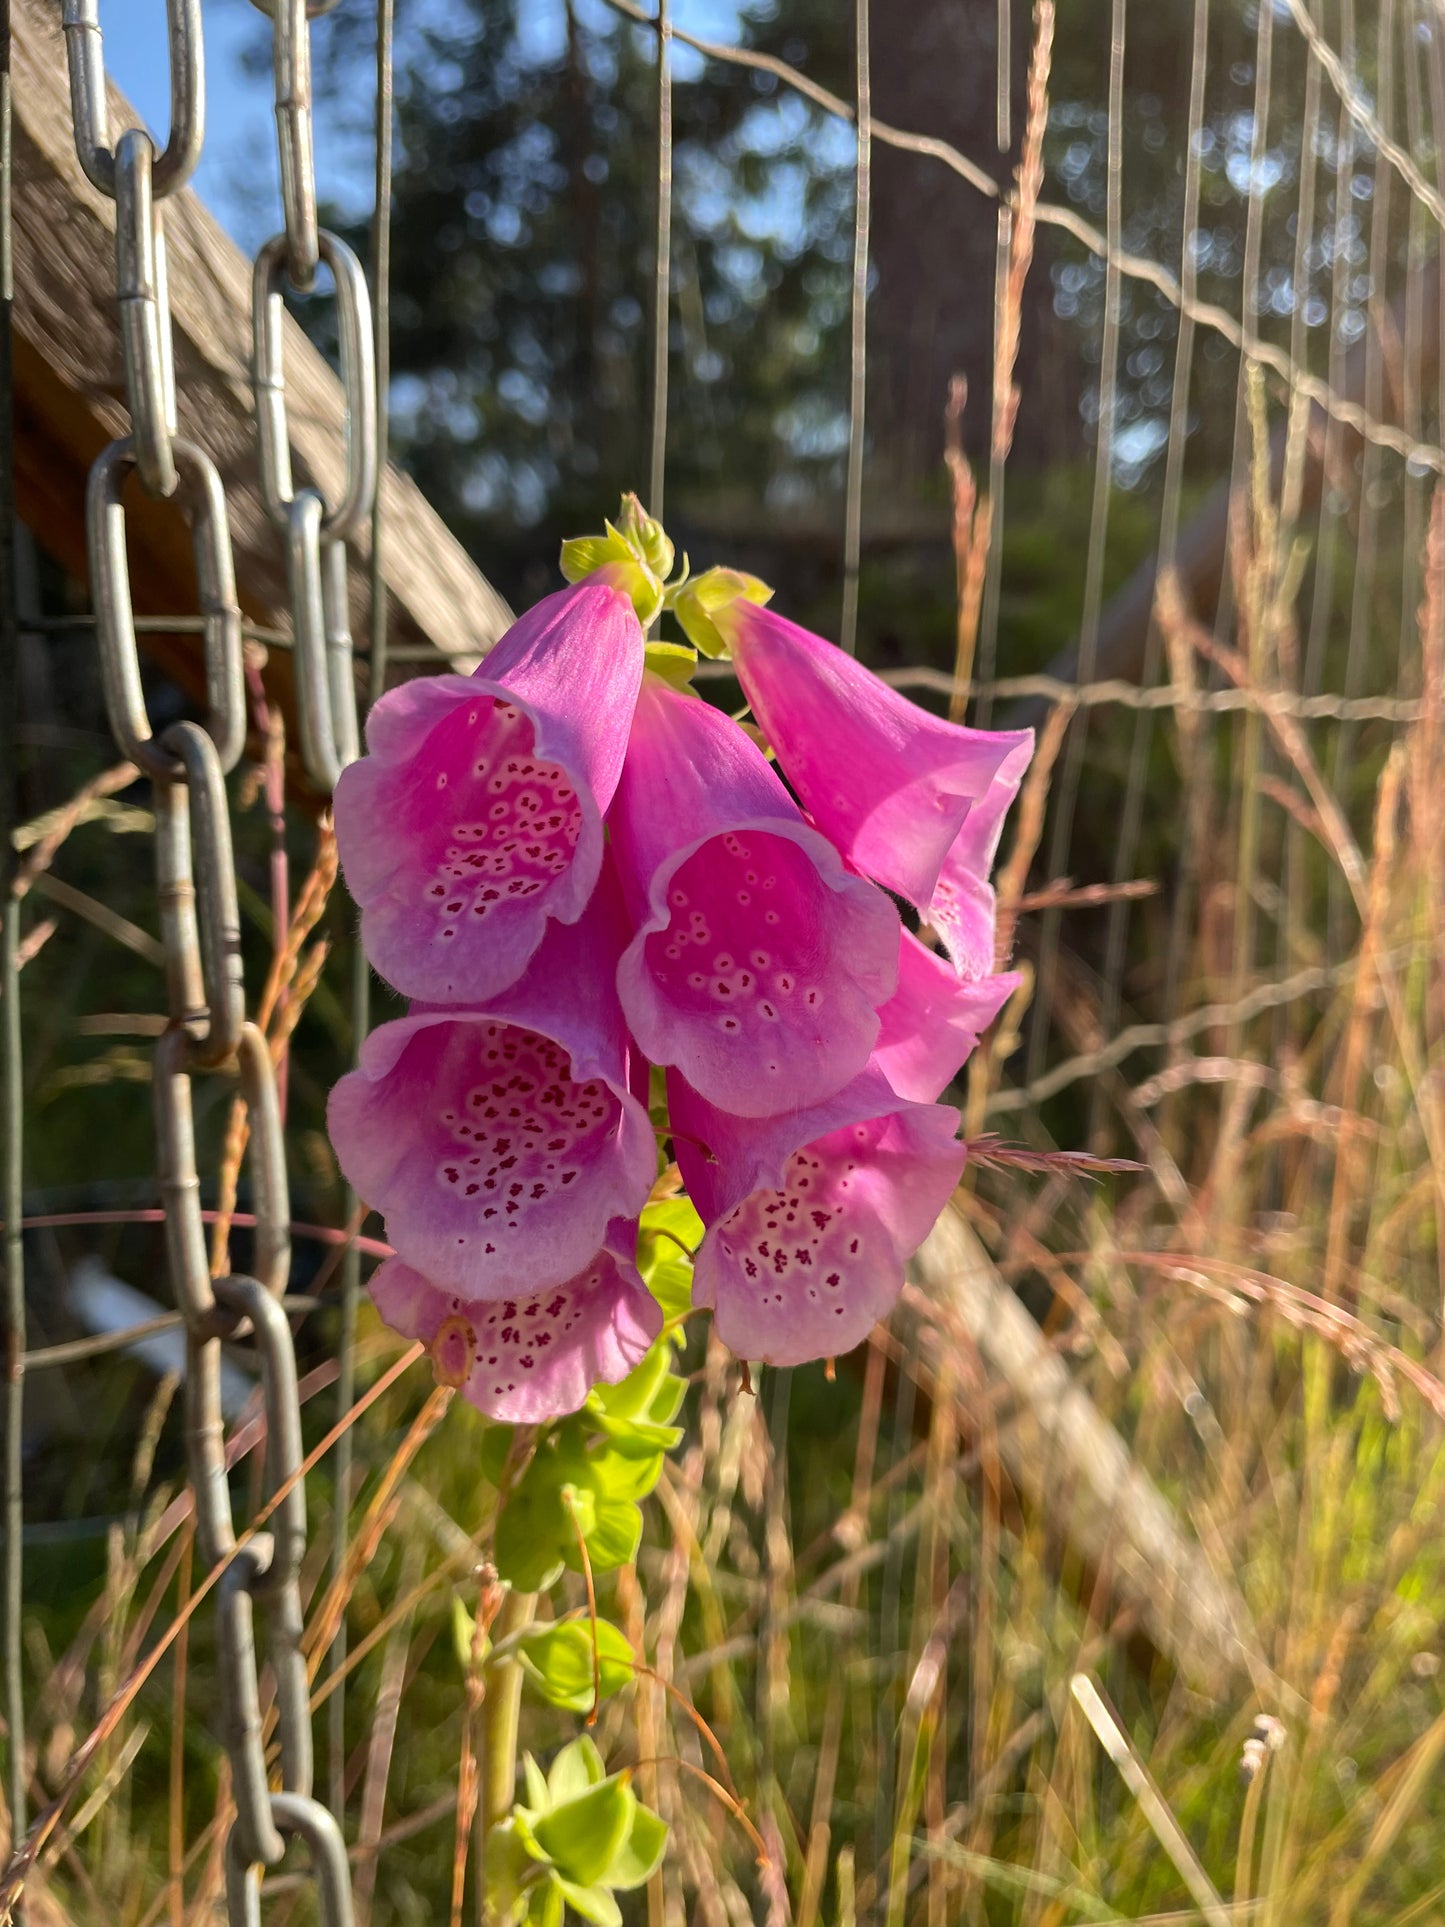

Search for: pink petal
xmin=328 ymin=869 xmax=655 ymax=1297
xmin=369 ymin=1235 xmax=661 ymax=1422
xmin=334 ymin=583 xmax=643 ymax=1003
xmin=721 ymin=600 xmax=1032 ymax=912
xmin=669 ymin=1066 xmax=964 ymax=1366
xmin=874 ymin=930 xmax=1019 ymax=1102
xmin=611 ymin=676 xmax=899 ymax=1117
xmin=925 ymin=731 xmax=1034 ymax=978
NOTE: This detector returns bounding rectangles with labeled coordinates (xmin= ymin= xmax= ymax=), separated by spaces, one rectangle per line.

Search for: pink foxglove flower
xmin=874 ymin=929 xmax=1019 ymax=1102
xmin=924 ymin=733 xmax=1033 ymax=979
xmin=716 ymin=599 xmax=1032 ymax=922
xmin=328 ymin=867 xmax=654 ymax=1297
xmin=334 ymin=582 xmax=643 ymax=1003
xmin=668 ymin=1066 xmax=964 ymax=1365
xmin=611 ymin=675 xmax=899 ymax=1118
xmin=369 ymin=1229 xmax=660 ymax=1422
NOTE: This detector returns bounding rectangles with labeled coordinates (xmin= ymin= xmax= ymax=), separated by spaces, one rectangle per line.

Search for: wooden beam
xmin=912 ymin=1204 xmax=1265 ymax=1694
xmin=11 ymin=0 xmax=513 ymax=769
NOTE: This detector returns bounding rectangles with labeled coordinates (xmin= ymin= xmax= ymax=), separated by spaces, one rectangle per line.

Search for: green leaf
xmin=605 ymin=1804 xmax=670 ymax=1891
xmin=547 ymin=1735 xmax=607 ymax=1807
xmin=552 ymin=1878 xmax=623 ymax=1927
xmin=519 ymin=1620 xmax=636 ymax=1713
xmin=532 ymin=1773 xmax=636 ymax=1886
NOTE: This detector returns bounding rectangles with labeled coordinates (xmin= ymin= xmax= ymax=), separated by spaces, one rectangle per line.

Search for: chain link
xmin=57 ymin=7 xmax=361 ymax=1922
xmin=60 ymin=0 xmax=205 ymax=201
xmin=113 ymin=131 xmax=179 ymax=498
xmin=246 ymin=4 xmax=374 ymax=793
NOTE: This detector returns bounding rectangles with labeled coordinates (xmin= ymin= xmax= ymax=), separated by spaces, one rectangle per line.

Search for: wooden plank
xmin=11 ymin=0 xmax=513 ymax=756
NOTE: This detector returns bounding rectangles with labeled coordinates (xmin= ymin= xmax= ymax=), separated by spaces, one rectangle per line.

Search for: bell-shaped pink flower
xmin=924 ymin=732 xmax=1033 ymax=979
xmin=874 ymin=929 xmax=1019 ymax=1102
xmin=335 ymin=582 xmax=644 ymax=1003
xmin=717 ymin=599 xmax=1032 ymax=916
xmin=669 ymin=1066 xmax=964 ymax=1366
xmin=369 ymin=1229 xmax=661 ymax=1422
xmin=328 ymin=867 xmax=655 ymax=1297
xmin=610 ymin=675 xmax=899 ymax=1118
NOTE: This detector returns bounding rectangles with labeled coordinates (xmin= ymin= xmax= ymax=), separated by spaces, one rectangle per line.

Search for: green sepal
xmin=546 ymin=1735 xmax=607 ymax=1806
xmin=522 ymin=1752 xmax=551 ymax=1814
xmin=452 ymin=1594 xmax=478 ymax=1675
xmin=668 ymin=566 xmax=773 ymax=659
xmin=605 ymin=1804 xmax=670 ymax=1891
xmin=531 ymin=1772 xmax=637 ymax=1886
xmin=552 ymin=1879 xmax=623 ymax=1927
xmin=643 ymin=641 xmax=699 ymax=690
xmin=490 ymin=1342 xmax=689 ymax=1588
xmin=483 ymin=1817 xmax=545 ymax=1925
xmin=518 ymin=1619 xmax=636 ymax=1713
xmin=636 ymin=1198 xmax=702 ymax=1328
xmin=559 ymin=523 xmax=664 ymax=628
xmin=584 ymin=1496 xmax=645 ymax=1569
xmin=591 ymin=1337 xmax=686 ymax=1428
xmin=526 ymin=1877 xmax=567 ymax=1927
xmin=493 ymin=1476 xmax=569 ymax=1593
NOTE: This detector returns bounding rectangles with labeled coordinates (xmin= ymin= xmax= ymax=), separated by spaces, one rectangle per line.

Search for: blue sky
xmin=103 ymin=0 xmax=751 ymax=251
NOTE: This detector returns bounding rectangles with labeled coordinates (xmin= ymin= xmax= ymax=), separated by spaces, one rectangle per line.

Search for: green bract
xmin=484 ymin=1337 xmax=686 ymax=1591
xmin=518 ymin=1618 xmax=635 ymax=1712
xmin=486 ymin=1737 xmax=668 ymax=1927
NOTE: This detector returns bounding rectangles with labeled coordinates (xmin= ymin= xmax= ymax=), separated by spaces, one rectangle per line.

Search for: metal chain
xmin=248 ymin=0 xmax=375 ymax=792
xmin=59 ymin=10 xmax=356 ymax=1925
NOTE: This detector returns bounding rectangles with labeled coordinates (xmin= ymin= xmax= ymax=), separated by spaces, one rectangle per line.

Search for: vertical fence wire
xmin=1027 ymin=0 xmax=1129 ymax=1081
xmin=649 ymin=0 xmax=671 ymax=527
xmin=329 ymin=0 xmax=397 ymax=1821
xmin=838 ymin=0 xmax=870 ymax=656
xmin=0 ymin=0 xmax=24 ymax=1892
xmin=1097 ymin=0 xmax=1212 ymax=1054
xmin=972 ymin=208 xmax=1013 ymax=729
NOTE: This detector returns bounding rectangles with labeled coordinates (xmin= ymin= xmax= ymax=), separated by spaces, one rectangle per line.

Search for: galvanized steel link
xmin=251 ymin=222 xmax=373 ymax=790
xmin=113 ymin=131 xmax=179 ymax=498
xmin=60 ymin=0 xmax=205 ymax=201
xmin=269 ymin=0 xmax=320 ymax=291
xmin=283 ymin=493 xmax=361 ymax=793
xmin=226 ymin=1795 xmax=357 ymax=1927
xmin=155 ymin=723 xmax=245 ymax=1067
xmin=86 ymin=439 xmax=245 ymax=779
xmin=252 ymin=231 xmax=377 ymax=542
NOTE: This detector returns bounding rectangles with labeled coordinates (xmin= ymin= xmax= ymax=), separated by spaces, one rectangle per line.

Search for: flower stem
xmin=477 ymin=1588 xmax=536 ymax=1884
